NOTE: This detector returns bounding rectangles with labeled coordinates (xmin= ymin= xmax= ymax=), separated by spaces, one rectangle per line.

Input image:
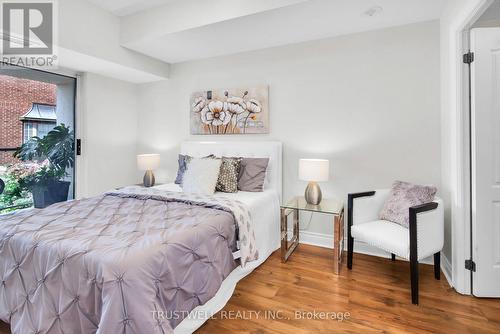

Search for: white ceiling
xmin=475 ymin=0 xmax=500 ymax=24
xmin=87 ymin=0 xmax=179 ymax=16
xmin=90 ymin=0 xmax=446 ymax=64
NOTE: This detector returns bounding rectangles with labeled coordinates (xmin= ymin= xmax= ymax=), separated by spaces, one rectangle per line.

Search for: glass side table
xmin=280 ymin=196 xmax=345 ymax=274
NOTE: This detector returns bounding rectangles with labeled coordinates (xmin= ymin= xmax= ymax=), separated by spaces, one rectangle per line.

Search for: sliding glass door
xmin=0 ymin=63 xmax=76 ymax=213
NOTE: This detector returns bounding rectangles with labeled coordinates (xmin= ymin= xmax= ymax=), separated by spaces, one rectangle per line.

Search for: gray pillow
xmin=238 ymin=158 xmax=269 ymax=192
xmin=379 ymin=181 xmax=437 ymax=228
xmin=174 ymin=154 xmax=192 ymax=184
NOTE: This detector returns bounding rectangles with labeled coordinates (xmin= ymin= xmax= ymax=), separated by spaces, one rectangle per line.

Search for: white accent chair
xmin=347 ymin=189 xmax=444 ymax=305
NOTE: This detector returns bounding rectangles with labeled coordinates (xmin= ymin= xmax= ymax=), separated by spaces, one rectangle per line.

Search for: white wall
xmin=137 ymin=21 xmax=441 ymax=237
xmin=77 ymin=73 xmax=139 ymax=197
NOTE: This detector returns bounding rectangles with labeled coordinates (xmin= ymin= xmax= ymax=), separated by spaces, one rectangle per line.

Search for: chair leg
xmin=434 ymin=252 xmax=441 ymax=280
xmin=391 ymin=253 xmax=396 ymax=261
xmin=347 ymin=236 xmax=353 ymax=269
xmin=410 ymin=257 xmax=419 ymax=305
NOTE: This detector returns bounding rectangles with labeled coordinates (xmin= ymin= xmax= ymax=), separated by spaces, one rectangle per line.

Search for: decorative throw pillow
xmin=174 ymin=154 xmax=192 ymax=184
xmin=182 ymin=157 xmax=222 ymax=195
xmin=216 ymin=157 xmax=242 ymax=193
xmin=238 ymin=158 xmax=269 ymax=192
xmin=379 ymin=181 xmax=437 ymax=228
xmin=175 ymin=154 xmax=216 ymax=184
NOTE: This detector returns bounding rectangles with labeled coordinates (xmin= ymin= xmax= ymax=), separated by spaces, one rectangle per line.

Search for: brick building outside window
xmin=0 ymin=75 xmax=57 ymax=166
xmin=21 ymin=103 xmax=57 ymax=143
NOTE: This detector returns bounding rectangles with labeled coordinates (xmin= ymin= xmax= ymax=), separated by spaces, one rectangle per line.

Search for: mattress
xmin=154 ymin=184 xmax=281 ymax=333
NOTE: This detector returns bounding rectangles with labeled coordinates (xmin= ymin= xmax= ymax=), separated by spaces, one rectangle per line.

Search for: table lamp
xmin=299 ymin=158 xmax=330 ymax=205
xmin=137 ymin=154 xmax=160 ymax=187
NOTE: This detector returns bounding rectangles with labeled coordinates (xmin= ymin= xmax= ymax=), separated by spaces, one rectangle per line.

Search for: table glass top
xmin=281 ymin=196 xmax=344 ymax=215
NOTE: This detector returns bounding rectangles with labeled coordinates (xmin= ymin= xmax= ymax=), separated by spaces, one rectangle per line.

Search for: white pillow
xmin=182 ymin=157 xmax=222 ymax=195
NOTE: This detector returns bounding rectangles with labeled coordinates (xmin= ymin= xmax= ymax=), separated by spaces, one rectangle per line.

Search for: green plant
xmin=9 ymin=162 xmax=64 ymax=190
xmin=14 ymin=123 xmax=75 ymax=173
xmin=1 ymin=124 xmax=73 ymax=211
xmin=10 ymin=124 xmax=74 ymax=193
xmin=0 ymin=173 xmax=32 ymax=210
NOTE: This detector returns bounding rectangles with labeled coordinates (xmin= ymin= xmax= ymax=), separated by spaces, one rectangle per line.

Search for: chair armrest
xmin=409 ymin=202 xmax=438 ymax=215
xmin=409 ymin=200 xmax=444 ymax=260
xmin=349 ymin=191 xmax=377 ymax=199
xmin=348 ymin=189 xmax=391 ymax=227
xmin=347 ymin=191 xmax=376 ymax=228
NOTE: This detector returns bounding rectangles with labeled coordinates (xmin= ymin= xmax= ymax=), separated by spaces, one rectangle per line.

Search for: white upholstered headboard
xmin=180 ymin=141 xmax=283 ymax=199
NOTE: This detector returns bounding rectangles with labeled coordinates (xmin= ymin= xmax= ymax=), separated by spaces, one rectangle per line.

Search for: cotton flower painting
xmin=190 ymin=86 xmax=269 ymax=135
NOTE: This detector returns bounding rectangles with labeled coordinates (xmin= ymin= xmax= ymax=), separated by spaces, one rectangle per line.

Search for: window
xmin=23 ymin=122 xmax=36 ymax=143
xmin=0 ymin=65 xmax=76 ymax=213
xmin=21 ymin=103 xmax=57 ymax=143
xmin=23 ymin=121 xmax=56 ymax=143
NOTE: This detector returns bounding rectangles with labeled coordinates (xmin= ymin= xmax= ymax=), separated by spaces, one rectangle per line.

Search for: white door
xmin=471 ymin=28 xmax=500 ymax=297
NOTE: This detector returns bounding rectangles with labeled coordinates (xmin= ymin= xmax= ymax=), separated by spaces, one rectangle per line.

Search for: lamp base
xmin=305 ymin=181 xmax=322 ymax=205
xmin=143 ymin=170 xmax=155 ymax=187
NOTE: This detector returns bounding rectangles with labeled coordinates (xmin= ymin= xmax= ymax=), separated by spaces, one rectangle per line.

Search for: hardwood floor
xmin=1 ymin=245 xmax=499 ymax=333
xmin=0 ymin=322 xmax=6 ymax=334
xmin=198 ymin=245 xmax=500 ymax=334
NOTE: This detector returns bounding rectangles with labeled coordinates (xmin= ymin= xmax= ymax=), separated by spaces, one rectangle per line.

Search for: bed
xmin=0 ymin=141 xmax=282 ymax=334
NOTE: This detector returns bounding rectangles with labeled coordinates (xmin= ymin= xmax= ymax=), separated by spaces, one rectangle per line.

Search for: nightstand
xmin=280 ymin=196 xmax=345 ymax=274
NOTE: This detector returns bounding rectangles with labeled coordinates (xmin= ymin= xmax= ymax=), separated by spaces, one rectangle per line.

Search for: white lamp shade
xmin=137 ymin=154 xmax=160 ymax=171
xmin=299 ymin=159 xmax=330 ymax=182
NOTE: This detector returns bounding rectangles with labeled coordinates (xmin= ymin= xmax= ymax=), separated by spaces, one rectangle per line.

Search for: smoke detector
xmin=364 ymin=6 xmax=383 ymax=17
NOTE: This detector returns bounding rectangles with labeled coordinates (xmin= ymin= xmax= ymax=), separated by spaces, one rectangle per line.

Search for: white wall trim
xmin=297 ymin=230 xmax=333 ymax=249
xmin=443 ymin=0 xmax=492 ymax=295
xmin=441 ymin=252 xmax=453 ymax=287
xmin=296 ymin=230 xmax=453 ymax=287
xmin=74 ymin=74 xmax=86 ymax=199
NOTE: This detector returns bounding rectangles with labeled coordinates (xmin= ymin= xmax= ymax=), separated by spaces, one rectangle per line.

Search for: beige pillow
xmin=175 ymin=154 xmax=215 ymax=185
xmin=182 ymin=158 xmax=222 ymax=195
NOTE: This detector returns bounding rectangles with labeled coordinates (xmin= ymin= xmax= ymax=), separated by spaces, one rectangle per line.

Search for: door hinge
xmin=463 ymin=52 xmax=474 ymax=64
xmin=76 ymin=139 xmax=81 ymax=156
xmin=465 ymin=259 xmax=476 ymax=272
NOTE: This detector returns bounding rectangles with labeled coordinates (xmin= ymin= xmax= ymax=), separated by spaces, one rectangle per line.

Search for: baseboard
xmin=298 ymin=230 xmax=400 ymax=260
xmin=441 ymin=253 xmax=453 ymax=287
xmin=295 ymin=230 xmax=453 ymax=286
xmin=296 ymin=230 xmax=333 ymax=249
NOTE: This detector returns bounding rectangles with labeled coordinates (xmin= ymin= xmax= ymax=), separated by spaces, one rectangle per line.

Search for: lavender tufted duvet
xmin=0 ymin=187 xmax=258 ymax=333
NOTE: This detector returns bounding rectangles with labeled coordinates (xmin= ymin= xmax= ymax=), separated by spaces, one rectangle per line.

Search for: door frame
xmin=74 ymin=73 xmax=85 ymax=198
xmin=450 ymin=0 xmax=493 ymax=295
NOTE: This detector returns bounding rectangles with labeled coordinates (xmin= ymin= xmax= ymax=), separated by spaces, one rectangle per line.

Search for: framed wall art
xmin=190 ymin=86 xmax=269 ymax=135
